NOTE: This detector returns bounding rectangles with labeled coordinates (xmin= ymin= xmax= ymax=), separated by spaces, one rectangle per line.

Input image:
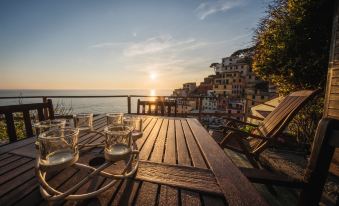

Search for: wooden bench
xmin=137 ymin=99 xmax=177 ymax=116
xmin=0 ymin=99 xmax=54 ymax=143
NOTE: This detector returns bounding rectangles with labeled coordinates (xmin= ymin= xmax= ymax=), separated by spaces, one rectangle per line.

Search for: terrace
xmin=0 ymin=1 xmax=339 ymax=206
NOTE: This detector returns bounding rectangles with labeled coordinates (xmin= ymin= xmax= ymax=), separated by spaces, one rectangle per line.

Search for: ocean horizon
xmin=0 ymin=89 xmax=173 ymax=114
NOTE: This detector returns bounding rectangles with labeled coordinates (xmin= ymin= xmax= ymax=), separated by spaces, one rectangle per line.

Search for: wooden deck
xmin=0 ymin=115 xmax=267 ymax=206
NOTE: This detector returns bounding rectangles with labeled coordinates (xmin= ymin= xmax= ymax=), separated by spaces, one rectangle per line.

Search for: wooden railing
xmin=0 ymin=95 xmax=245 ymax=120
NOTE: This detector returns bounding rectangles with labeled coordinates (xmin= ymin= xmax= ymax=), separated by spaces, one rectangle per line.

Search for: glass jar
xmin=33 ymin=119 xmax=66 ymax=137
xmin=73 ymin=113 xmax=93 ymax=131
xmin=106 ymin=113 xmax=124 ymax=126
xmin=103 ymin=125 xmax=132 ymax=162
xmin=37 ymin=128 xmax=79 ymax=170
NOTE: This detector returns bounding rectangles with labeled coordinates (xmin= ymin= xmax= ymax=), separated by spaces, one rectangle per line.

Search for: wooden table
xmin=0 ymin=115 xmax=267 ymax=206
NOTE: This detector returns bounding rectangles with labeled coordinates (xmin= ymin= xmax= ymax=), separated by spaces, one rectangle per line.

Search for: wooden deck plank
xmin=175 ymin=119 xmax=191 ymax=166
xmin=134 ymin=182 xmax=158 ymax=205
xmin=0 ymin=166 xmax=35 ymax=198
xmin=0 ymin=159 xmax=34 ymax=185
xmin=163 ymin=119 xmax=176 ymax=164
xmin=0 ymin=155 xmax=21 ymax=167
xmin=0 ymin=176 xmax=39 ymax=206
xmin=181 ymin=190 xmax=201 ymax=206
xmin=187 ymin=118 xmax=268 ymax=206
xmin=110 ymin=180 xmax=140 ymax=206
xmin=0 ymin=153 xmax=12 ymax=161
xmin=135 ymin=118 xmax=158 ymax=149
xmin=150 ymin=119 xmax=169 ymax=162
xmin=139 ymin=118 xmax=163 ymax=160
xmin=159 ymin=185 xmax=178 ymax=206
xmin=181 ymin=119 xmax=207 ymax=169
xmin=0 ymin=157 xmax=32 ymax=176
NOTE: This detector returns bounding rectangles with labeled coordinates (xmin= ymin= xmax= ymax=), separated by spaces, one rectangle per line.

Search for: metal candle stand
xmin=35 ymin=127 xmax=141 ymax=201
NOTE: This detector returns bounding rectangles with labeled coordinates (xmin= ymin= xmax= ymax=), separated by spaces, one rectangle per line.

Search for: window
xmin=224 ymin=85 xmax=226 ymax=89
xmin=261 ymin=96 xmax=265 ymax=99
xmin=249 ymin=75 xmax=252 ymax=79
xmin=241 ymin=65 xmax=243 ymax=69
xmin=252 ymin=95 xmax=255 ymax=99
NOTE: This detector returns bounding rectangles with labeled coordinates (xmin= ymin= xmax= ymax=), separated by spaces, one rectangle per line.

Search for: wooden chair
xmin=0 ymin=99 xmax=54 ymax=143
xmin=137 ymin=99 xmax=177 ymax=116
xmin=238 ymin=3 xmax=339 ymax=205
xmin=217 ymin=89 xmax=319 ymax=168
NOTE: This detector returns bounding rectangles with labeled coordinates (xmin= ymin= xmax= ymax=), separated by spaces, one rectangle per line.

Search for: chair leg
xmin=235 ymin=138 xmax=261 ymax=169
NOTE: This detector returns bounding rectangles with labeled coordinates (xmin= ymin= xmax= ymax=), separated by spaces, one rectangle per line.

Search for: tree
xmin=252 ymin=0 xmax=334 ymax=95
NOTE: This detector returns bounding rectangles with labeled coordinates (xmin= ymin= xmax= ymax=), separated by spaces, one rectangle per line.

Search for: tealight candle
xmin=123 ymin=116 xmax=143 ymax=141
xmin=34 ymin=119 xmax=66 ymax=137
xmin=103 ymin=125 xmax=132 ymax=162
xmin=73 ymin=113 xmax=93 ymax=131
xmin=106 ymin=113 xmax=124 ymax=126
xmin=37 ymin=128 xmax=79 ymax=170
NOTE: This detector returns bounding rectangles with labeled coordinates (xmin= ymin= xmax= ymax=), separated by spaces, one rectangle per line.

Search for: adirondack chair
xmin=239 ymin=3 xmax=339 ymax=205
xmin=217 ymin=89 xmax=319 ymax=168
xmin=0 ymin=99 xmax=54 ymax=143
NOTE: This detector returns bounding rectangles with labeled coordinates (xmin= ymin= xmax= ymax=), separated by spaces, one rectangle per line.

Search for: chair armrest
xmin=246 ymin=115 xmax=265 ymax=121
xmin=222 ymin=116 xmax=259 ymax=127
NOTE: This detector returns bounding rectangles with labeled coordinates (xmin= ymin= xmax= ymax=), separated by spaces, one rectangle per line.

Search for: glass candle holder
xmin=73 ymin=113 xmax=93 ymax=131
xmin=34 ymin=119 xmax=66 ymax=137
xmin=103 ymin=125 xmax=132 ymax=162
xmin=37 ymin=128 xmax=79 ymax=170
xmin=106 ymin=113 xmax=124 ymax=126
xmin=123 ymin=117 xmax=143 ymax=141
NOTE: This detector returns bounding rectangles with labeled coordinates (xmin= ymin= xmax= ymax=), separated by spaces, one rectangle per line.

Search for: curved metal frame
xmin=35 ymin=130 xmax=140 ymax=201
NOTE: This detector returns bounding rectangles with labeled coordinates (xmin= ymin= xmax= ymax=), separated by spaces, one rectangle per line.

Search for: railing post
xmin=42 ymin=96 xmax=48 ymax=119
xmin=198 ymin=97 xmax=203 ymax=121
xmin=243 ymin=98 xmax=248 ymax=122
xmin=127 ymin=96 xmax=131 ymax=114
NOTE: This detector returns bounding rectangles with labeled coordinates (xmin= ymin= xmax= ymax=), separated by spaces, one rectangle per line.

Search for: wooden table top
xmin=0 ymin=115 xmax=267 ymax=206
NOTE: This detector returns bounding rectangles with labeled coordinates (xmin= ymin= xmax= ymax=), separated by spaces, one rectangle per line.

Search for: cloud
xmin=123 ymin=35 xmax=200 ymax=57
xmin=196 ymin=0 xmax=244 ymax=20
xmin=89 ymin=42 xmax=128 ymax=48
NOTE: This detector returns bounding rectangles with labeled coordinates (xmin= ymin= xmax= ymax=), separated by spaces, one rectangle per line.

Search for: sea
xmin=0 ymin=89 xmax=173 ymax=114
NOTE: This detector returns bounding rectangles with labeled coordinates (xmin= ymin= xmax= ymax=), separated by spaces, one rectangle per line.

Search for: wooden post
xmin=127 ymin=96 xmax=131 ymax=114
xmin=42 ymin=96 xmax=48 ymax=119
xmin=5 ymin=113 xmax=17 ymax=143
xmin=198 ymin=97 xmax=203 ymax=121
xmin=243 ymin=98 xmax=248 ymax=122
xmin=137 ymin=99 xmax=140 ymax=114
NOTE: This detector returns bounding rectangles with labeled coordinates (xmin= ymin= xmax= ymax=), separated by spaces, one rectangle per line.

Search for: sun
xmin=149 ymin=72 xmax=157 ymax=80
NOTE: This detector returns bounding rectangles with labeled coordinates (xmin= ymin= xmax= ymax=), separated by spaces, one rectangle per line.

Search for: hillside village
xmin=171 ymin=48 xmax=277 ymax=123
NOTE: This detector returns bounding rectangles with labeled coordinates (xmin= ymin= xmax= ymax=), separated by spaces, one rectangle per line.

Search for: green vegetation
xmin=252 ymin=0 xmax=333 ymax=95
xmin=0 ymin=114 xmax=26 ymax=144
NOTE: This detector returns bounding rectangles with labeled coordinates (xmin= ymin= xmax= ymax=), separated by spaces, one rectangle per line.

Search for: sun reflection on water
xmin=150 ymin=89 xmax=156 ymax=101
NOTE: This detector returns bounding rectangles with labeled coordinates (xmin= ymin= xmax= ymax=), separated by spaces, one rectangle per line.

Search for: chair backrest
xmin=137 ymin=99 xmax=177 ymax=116
xmin=0 ymin=99 xmax=54 ymax=143
xmin=256 ymin=90 xmax=319 ymax=138
xmin=298 ymin=3 xmax=339 ymax=205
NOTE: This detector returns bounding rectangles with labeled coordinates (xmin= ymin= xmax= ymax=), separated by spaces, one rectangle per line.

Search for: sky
xmin=0 ymin=0 xmax=270 ymax=90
